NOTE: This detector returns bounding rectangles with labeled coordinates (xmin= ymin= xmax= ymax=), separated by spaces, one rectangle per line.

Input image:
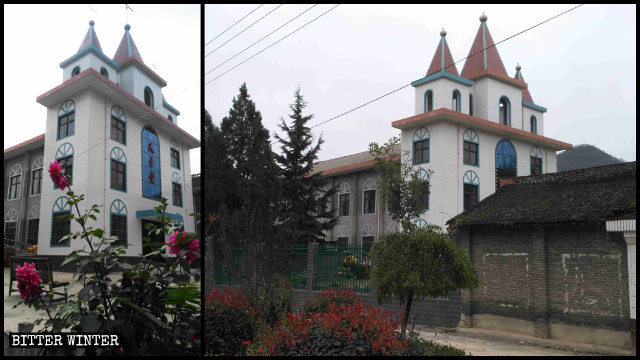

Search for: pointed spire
xmin=113 ymin=24 xmax=144 ymax=65
xmin=77 ymin=20 xmax=103 ymax=53
xmin=426 ymin=27 xmax=459 ymax=77
xmin=514 ymin=63 xmax=534 ymax=103
xmin=460 ymin=13 xmax=508 ymax=79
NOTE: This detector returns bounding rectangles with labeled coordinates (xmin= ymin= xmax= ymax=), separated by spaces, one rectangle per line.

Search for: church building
xmin=313 ymin=14 xmax=572 ymax=242
xmin=4 ymin=21 xmax=200 ymax=268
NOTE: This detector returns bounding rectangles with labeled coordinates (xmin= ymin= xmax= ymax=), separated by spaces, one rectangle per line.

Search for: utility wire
xmin=205 ymin=4 xmax=318 ymax=77
xmin=310 ymin=4 xmax=584 ymax=129
xmin=205 ymin=4 xmax=264 ymax=47
xmin=205 ymin=4 xmax=283 ymax=58
xmin=205 ymin=4 xmax=340 ymax=86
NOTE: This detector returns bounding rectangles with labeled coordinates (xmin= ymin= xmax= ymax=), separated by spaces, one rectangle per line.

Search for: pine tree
xmin=274 ymin=87 xmax=338 ymax=244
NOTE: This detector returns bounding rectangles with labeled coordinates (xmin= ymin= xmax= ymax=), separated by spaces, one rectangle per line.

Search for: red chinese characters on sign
xmin=149 ymin=172 xmax=155 ymax=184
xmin=149 ymin=157 xmax=154 ymax=167
xmin=148 ymin=143 xmax=154 ymax=154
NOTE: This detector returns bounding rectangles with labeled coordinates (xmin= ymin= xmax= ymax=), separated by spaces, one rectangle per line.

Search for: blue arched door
xmin=495 ymin=139 xmax=517 ymax=190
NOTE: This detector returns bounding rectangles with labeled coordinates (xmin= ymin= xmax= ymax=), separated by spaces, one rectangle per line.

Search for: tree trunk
xmin=401 ymin=289 xmax=414 ymax=334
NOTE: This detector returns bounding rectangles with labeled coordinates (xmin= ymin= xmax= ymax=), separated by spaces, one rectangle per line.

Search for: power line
xmin=205 ymin=4 xmax=340 ymax=86
xmin=205 ymin=4 xmax=283 ymax=58
xmin=310 ymin=4 xmax=584 ymax=129
xmin=205 ymin=4 xmax=264 ymax=47
xmin=205 ymin=4 xmax=318 ymax=77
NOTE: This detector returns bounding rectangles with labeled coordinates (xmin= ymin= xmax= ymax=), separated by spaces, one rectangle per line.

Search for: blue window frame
xmin=415 ymin=218 xmax=428 ymax=229
xmin=452 ymin=89 xmax=461 ymax=112
xmin=71 ymin=66 xmax=80 ymax=77
xmin=463 ymin=128 xmax=479 ymax=166
xmin=495 ymin=139 xmax=517 ymax=190
xmin=530 ymin=146 xmax=543 ymax=175
xmin=100 ymin=67 xmax=109 ymax=78
xmin=110 ymin=147 xmax=127 ymax=192
xmin=469 ymin=94 xmax=474 ymax=116
xmin=499 ymin=96 xmax=511 ymax=126
xmin=424 ymin=90 xmax=433 ymax=112
xmin=57 ymin=100 xmax=75 ymax=140
xmin=142 ymin=126 xmax=161 ymax=201
xmin=463 ymin=170 xmax=480 ymax=210
xmin=110 ymin=105 xmax=127 ymax=145
xmin=530 ymin=115 xmax=537 ymax=134
xmin=54 ymin=143 xmax=74 ymax=188
xmin=170 ymin=140 xmax=181 ymax=170
xmin=144 ymin=87 xmax=154 ymax=108
xmin=412 ymin=127 xmax=430 ymax=165
xmin=171 ymin=172 xmax=183 ymax=207
xmin=51 ymin=196 xmax=71 ymax=247
xmin=110 ymin=199 xmax=128 ymax=247
xmin=417 ymin=169 xmax=430 ymax=211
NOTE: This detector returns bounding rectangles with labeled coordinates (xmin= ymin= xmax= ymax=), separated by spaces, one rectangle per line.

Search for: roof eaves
xmin=411 ymin=71 xmax=474 ymax=88
xmin=59 ymin=45 xmax=122 ymax=70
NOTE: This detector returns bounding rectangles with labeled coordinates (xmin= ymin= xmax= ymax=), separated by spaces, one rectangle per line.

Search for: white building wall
xmin=62 ymin=53 xmax=119 ymax=85
xmin=414 ymin=78 xmax=472 ymax=115
xmin=522 ymin=106 xmax=545 ymax=135
xmin=485 ymin=78 xmax=523 ymax=129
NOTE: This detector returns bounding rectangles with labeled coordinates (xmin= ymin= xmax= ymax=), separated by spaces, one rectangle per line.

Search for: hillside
xmin=557 ymin=144 xmax=625 ymax=172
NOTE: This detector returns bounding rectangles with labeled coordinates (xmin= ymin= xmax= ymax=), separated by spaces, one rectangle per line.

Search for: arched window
xmin=55 ymin=143 xmax=74 ymax=187
xmin=499 ymin=96 xmax=510 ymax=126
xmin=8 ymin=164 xmax=22 ymax=200
xmin=336 ymin=224 xmax=349 ymax=245
xmin=57 ymin=100 xmax=75 ymax=140
xmin=110 ymin=147 xmax=127 ymax=192
xmin=4 ymin=209 xmax=19 ymax=245
xmin=463 ymin=170 xmax=480 ymax=210
xmin=71 ymin=66 xmax=80 ymax=77
xmin=168 ymin=115 xmax=173 ymax=123
xmin=110 ymin=199 xmax=128 ymax=247
xmin=530 ymin=115 xmax=537 ymax=134
xmin=412 ymin=127 xmax=430 ymax=165
xmin=530 ymin=146 xmax=543 ymax=175
xmin=362 ymin=178 xmax=377 ymax=215
xmin=338 ymin=182 xmax=351 ymax=217
xmin=495 ymin=139 xmax=517 ymax=190
xmin=424 ymin=90 xmax=433 ymax=112
xmin=170 ymin=139 xmax=181 ymax=169
xmin=31 ymin=156 xmax=43 ymax=195
xmin=415 ymin=218 xmax=428 ymax=229
xmin=144 ymin=87 xmax=154 ymax=108
xmin=142 ymin=126 xmax=161 ymax=200
xmin=463 ymin=128 xmax=479 ymax=166
xmin=469 ymin=94 xmax=474 ymax=116
xmin=172 ymin=172 xmax=183 ymax=207
xmin=51 ymin=196 xmax=71 ymax=247
xmin=417 ymin=169 xmax=430 ymax=212
xmin=362 ymin=223 xmax=375 ymax=248
xmin=385 ymin=221 xmax=399 ymax=235
xmin=27 ymin=205 xmax=40 ymax=246
xmin=452 ymin=89 xmax=461 ymax=112
xmin=110 ymin=105 xmax=127 ymax=145
xmin=100 ymin=67 xmax=109 ymax=79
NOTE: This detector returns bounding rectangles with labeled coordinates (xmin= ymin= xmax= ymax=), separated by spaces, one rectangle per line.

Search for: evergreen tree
xmin=274 ymin=87 xmax=338 ymax=244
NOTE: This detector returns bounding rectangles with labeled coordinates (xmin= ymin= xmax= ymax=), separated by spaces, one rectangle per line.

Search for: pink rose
xmin=167 ymin=232 xmax=200 ymax=264
xmin=48 ymin=160 xmax=69 ymax=190
xmin=15 ymin=262 xmax=43 ymax=300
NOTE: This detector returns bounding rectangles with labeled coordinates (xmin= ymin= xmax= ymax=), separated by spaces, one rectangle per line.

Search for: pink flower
xmin=48 ymin=160 xmax=69 ymax=190
xmin=167 ymin=231 xmax=200 ymax=264
xmin=257 ymin=349 xmax=264 ymax=353
xmin=15 ymin=262 xmax=43 ymax=300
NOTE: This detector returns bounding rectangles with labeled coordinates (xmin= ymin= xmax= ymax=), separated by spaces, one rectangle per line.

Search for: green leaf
xmin=80 ymin=313 xmax=100 ymax=332
xmin=93 ymin=228 xmax=104 ymax=238
xmin=61 ymin=251 xmax=80 ymax=267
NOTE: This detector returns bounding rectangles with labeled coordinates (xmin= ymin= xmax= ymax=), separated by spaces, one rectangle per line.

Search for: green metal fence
xmin=315 ymin=243 xmax=372 ymax=294
xmin=212 ymin=248 xmax=245 ymax=285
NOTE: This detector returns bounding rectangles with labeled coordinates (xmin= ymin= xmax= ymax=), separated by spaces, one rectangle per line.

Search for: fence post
xmin=306 ymin=242 xmax=318 ymax=295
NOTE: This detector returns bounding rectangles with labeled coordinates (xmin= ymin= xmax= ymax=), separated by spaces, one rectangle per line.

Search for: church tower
xmin=35 ymin=21 xmax=199 ymax=265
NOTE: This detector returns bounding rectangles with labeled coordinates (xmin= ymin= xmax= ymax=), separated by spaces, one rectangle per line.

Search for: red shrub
xmin=205 ymin=287 xmax=258 ymax=316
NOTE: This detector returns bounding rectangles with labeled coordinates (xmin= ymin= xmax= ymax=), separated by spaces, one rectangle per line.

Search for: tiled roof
xmin=113 ymin=25 xmax=144 ymax=65
xmin=78 ymin=20 xmax=103 ymax=53
xmin=460 ymin=18 xmax=509 ymax=79
xmin=514 ymin=67 xmax=534 ymax=103
xmin=4 ymin=133 xmax=45 ymax=155
xmin=427 ymin=33 xmax=459 ymax=77
xmin=312 ymin=144 xmax=401 ymax=176
xmin=448 ymin=162 xmax=637 ymax=226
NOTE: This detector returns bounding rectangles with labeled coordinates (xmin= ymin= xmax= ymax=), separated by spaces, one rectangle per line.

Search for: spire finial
xmin=516 ymin=63 xmax=521 ymax=71
xmin=89 ymin=20 xmax=95 ymax=26
xmin=124 ymin=24 xmax=131 ymax=31
xmin=440 ymin=28 xmax=447 ymax=37
xmin=479 ymin=13 xmax=487 ymax=22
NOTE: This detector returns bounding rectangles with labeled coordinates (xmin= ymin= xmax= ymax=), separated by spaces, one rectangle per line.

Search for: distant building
xmin=314 ymin=14 xmax=572 ymax=240
xmin=448 ymin=162 xmax=636 ymax=353
xmin=4 ymin=21 xmax=199 ymax=268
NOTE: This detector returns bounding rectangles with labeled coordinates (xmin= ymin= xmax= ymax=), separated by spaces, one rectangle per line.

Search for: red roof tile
xmin=78 ymin=20 xmax=103 ymax=53
xmin=4 ymin=133 xmax=45 ymax=154
xmin=427 ymin=33 xmax=459 ymax=77
xmin=460 ymin=20 xmax=508 ymax=79
xmin=113 ymin=25 xmax=144 ymax=65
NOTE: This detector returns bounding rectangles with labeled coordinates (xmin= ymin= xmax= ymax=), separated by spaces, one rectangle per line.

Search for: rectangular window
xmin=172 ymin=182 xmax=183 ymax=207
xmin=4 ymin=221 xmax=17 ymax=241
xmin=339 ymin=193 xmax=350 ymax=216
xmin=58 ymin=156 xmax=73 ymax=186
xmin=463 ymin=141 xmax=478 ymax=166
xmin=51 ymin=212 xmax=71 ymax=246
xmin=110 ymin=213 xmax=127 ymax=247
xmin=27 ymin=219 xmax=39 ymax=246
xmin=413 ymin=139 xmax=429 ymax=164
xmin=110 ymin=117 xmax=126 ymax=144
xmin=363 ymin=189 xmax=376 ymax=214
xmin=417 ymin=185 xmax=429 ymax=211
xmin=463 ymin=184 xmax=479 ymax=211
xmin=362 ymin=236 xmax=375 ymax=250
xmin=110 ymin=160 xmax=126 ymax=191
xmin=31 ymin=169 xmax=42 ymax=195
xmin=57 ymin=112 xmax=75 ymax=139
xmin=531 ymin=157 xmax=542 ymax=175
xmin=8 ymin=175 xmax=21 ymax=199
xmin=171 ymin=149 xmax=180 ymax=169
xmin=336 ymin=237 xmax=348 ymax=246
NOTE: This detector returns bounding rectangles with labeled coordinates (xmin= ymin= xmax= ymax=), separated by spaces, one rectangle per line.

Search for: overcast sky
xmin=3 ymin=4 xmax=201 ymax=174
xmin=205 ymin=4 xmax=636 ymax=163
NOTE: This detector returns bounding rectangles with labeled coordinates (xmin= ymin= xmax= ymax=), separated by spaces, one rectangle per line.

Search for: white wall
xmin=414 ymin=78 xmax=472 ymax=115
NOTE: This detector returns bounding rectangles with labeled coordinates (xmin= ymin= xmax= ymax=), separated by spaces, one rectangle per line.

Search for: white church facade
xmin=4 ymin=21 xmax=199 ymax=267
xmin=313 ymin=14 xmax=572 ymax=239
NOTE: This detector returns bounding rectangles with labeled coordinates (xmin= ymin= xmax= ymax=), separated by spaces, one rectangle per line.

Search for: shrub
xmin=205 ymin=287 xmax=257 ymax=355
xmin=302 ymin=288 xmax=361 ymax=314
xmin=254 ymin=277 xmax=294 ymax=326
xmin=261 ymin=301 xmax=408 ymax=356
xmin=401 ymin=330 xmax=470 ymax=356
